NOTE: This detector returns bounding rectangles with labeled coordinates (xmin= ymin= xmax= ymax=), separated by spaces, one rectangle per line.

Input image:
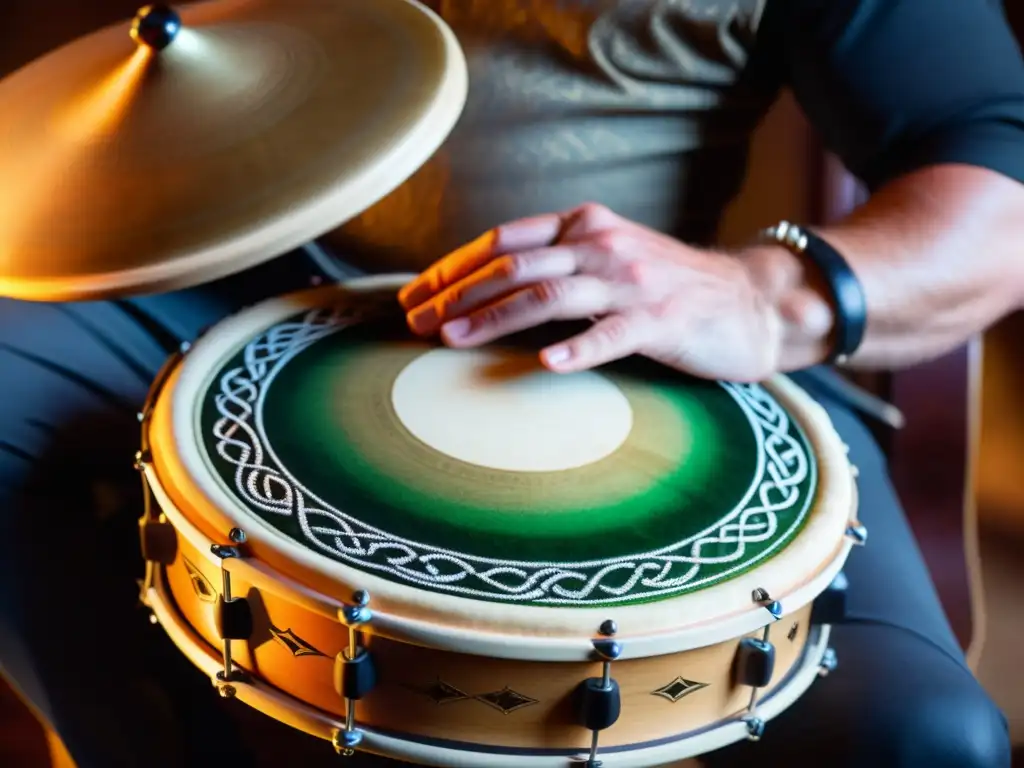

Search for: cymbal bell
xmin=0 ymin=0 xmax=467 ymax=301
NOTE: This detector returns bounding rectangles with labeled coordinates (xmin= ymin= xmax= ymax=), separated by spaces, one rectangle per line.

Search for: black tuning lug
xmin=576 ymin=620 xmax=624 ymax=767
xmin=334 ymin=647 xmax=377 ymax=701
xmin=737 ymin=588 xmax=784 ymax=741
xmin=576 ymin=677 xmax=621 ymax=733
xmin=139 ymin=517 xmax=177 ymax=565
xmin=735 ymin=636 xmax=776 ymax=741
xmin=215 ymin=595 xmax=253 ymax=641
xmin=335 ymin=591 xmax=375 ymax=756
xmin=211 ymin=539 xmax=248 ymax=694
xmin=735 ymin=637 xmax=776 ymax=689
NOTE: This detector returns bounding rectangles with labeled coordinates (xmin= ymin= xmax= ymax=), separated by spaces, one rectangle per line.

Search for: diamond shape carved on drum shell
xmin=182 ymin=557 xmax=217 ymax=604
xmin=268 ymin=624 xmax=327 ymax=658
xmin=652 ymin=676 xmax=709 ymax=703
xmin=409 ymin=679 xmax=539 ymax=714
xmin=410 ymin=678 xmax=471 ymax=706
xmin=474 ymin=686 xmax=539 ymax=715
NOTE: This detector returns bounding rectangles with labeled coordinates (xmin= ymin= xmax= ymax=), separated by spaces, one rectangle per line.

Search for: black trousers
xmin=0 ymin=253 xmax=1011 ymax=768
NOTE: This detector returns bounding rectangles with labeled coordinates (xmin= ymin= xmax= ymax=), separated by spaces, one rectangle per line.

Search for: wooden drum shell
xmin=163 ymin=526 xmax=818 ymax=753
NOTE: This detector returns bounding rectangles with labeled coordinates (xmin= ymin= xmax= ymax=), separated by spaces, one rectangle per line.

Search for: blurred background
xmin=1 ymin=1 xmax=1022 ymax=765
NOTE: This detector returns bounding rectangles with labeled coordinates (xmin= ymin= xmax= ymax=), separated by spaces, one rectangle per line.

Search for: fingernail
xmin=407 ymin=305 xmax=439 ymax=334
xmin=398 ymin=281 xmax=427 ymax=310
xmin=543 ymin=345 xmax=572 ymax=368
xmin=441 ymin=317 xmax=471 ymax=341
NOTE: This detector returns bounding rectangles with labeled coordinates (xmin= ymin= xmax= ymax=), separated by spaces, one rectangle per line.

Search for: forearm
xmin=742 ymin=164 xmax=1024 ymax=373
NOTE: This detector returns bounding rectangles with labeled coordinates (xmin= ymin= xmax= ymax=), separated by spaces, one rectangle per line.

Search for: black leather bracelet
xmin=759 ymin=221 xmax=867 ymax=364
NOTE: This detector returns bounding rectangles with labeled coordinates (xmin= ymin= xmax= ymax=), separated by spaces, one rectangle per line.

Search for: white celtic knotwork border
xmin=206 ymin=310 xmax=817 ymax=605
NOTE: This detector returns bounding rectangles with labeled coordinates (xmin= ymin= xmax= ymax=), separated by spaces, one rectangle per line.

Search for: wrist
xmin=738 ymin=243 xmax=835 ymax=372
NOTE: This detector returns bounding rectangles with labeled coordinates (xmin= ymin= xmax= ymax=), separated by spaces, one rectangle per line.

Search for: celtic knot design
xmin=206 ymin=310 xmax=816 ymax=605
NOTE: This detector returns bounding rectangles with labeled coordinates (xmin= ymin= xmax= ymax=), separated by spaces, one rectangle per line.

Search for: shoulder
xmin=768 ymin=0 xmax=1024 ymax=189
xmin=766 ymin=0 xmax=1018 ymax=62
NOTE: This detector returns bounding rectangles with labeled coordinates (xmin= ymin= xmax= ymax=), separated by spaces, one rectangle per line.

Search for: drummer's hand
xmin=397 ymin=203 xmax=791 ymax=382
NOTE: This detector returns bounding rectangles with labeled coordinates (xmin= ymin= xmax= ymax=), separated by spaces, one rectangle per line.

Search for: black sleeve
xmin=763 ymin=0 xmax=1024 ymax=191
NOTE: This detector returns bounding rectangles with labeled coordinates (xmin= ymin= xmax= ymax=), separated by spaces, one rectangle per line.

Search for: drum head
xmin=152 ymin=277 xmax=854 ymax=638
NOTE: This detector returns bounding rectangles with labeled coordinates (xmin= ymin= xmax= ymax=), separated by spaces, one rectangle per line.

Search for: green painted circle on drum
xmin=198 ymin=307 xmax=818 ymax=607
xmin=266 ymin=337 xmax=732 ymax=551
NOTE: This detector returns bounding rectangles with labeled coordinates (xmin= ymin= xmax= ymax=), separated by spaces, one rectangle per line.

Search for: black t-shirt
xmin=761 ymin=0 xmax=1024 ymax=190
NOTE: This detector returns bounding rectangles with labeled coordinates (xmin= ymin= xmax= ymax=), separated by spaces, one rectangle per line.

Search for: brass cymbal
xmin=0 ymin=0 xmax=467 ymax=301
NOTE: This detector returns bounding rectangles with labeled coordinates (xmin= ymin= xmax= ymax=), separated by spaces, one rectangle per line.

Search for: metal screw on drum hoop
xmin=845 ymin=521 xmax=869 ymax=547
xmin=737 ymin=588 xmax=784 ymax=741
xmin=210 ymin=528 xmax=253 ymax=699
xmin=333 ymin=590 xmax=377 ymax=757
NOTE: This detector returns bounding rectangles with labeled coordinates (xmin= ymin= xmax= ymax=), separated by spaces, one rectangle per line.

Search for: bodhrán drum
xmin=136 ymin=275 xmax=864 ymax=766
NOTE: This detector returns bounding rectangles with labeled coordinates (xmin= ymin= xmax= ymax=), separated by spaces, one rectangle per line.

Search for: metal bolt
xmin=133 ymin=450 xmax=151 ymax=471
xmin=819 ymin=647 xmax=838 ymax=677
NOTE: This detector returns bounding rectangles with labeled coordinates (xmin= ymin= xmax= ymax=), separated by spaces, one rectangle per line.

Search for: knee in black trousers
xmin=838 ymin=625 xmax=1009 ymax=768
xmin=703 ymin=623 xmax=1010 ymax=768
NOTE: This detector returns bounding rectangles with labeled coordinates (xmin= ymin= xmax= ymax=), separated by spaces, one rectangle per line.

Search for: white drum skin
xmin=390 ymin=346 xmax=635 ymax=473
